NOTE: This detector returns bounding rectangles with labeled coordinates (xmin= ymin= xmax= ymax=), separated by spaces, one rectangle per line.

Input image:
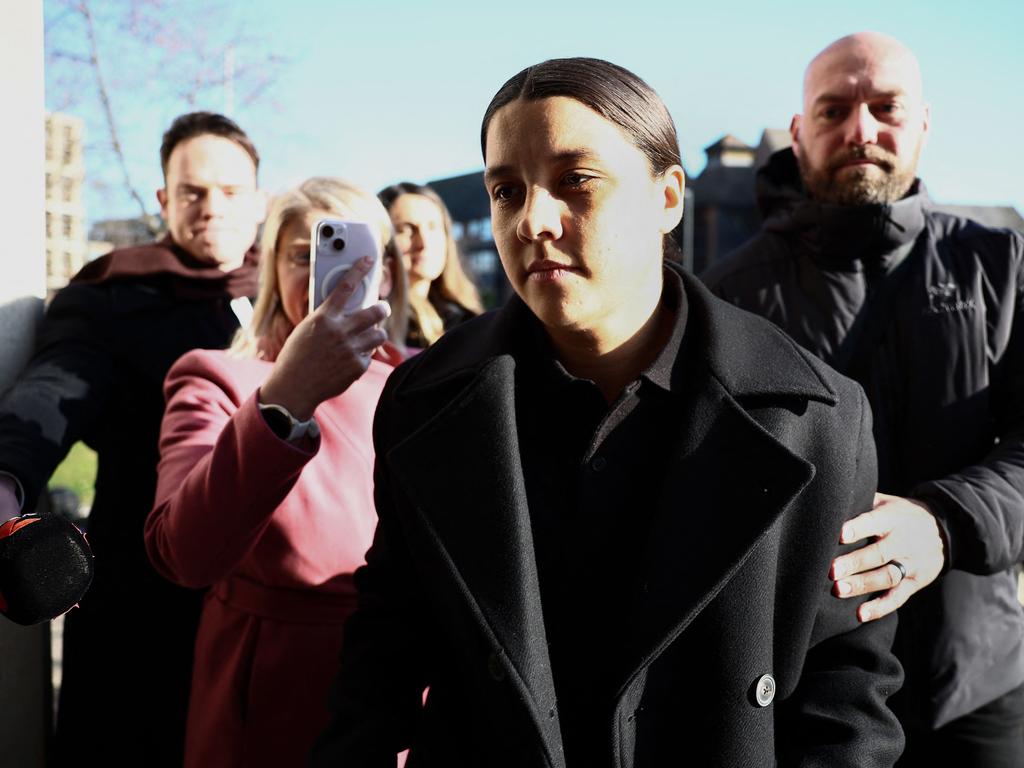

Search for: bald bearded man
xmin=704 ymin=32 xmax=1024 ymax=767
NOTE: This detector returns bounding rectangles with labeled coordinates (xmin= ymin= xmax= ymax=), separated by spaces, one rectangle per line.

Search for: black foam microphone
xmin=0 ymin=514 xmax=94 ymax=625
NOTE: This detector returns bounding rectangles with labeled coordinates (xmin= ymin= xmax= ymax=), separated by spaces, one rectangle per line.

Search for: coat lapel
xmin=621 ymin=372 xmax=816 ymax=685
xmin=384 ymin=273 xmax=840 ymax=756
xmin=386 ymin=354 xmax=562 ymax=764
xmin=619 ymin=270 xmax=835 ymax=688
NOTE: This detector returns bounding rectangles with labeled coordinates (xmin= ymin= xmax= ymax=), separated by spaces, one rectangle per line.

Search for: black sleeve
xmin=778 ymin=386 xmax=905 ymax=768
xmin=0 ymin=283 xmax=116 ymax=510
xmin=912 ymin=231 xmax=1024 ymax=574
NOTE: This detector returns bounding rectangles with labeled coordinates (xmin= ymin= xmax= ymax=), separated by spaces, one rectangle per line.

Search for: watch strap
xmin=258 ymin=402 xmax=320 ymax=443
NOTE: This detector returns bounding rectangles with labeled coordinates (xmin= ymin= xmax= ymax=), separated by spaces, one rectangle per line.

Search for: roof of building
xmin=703 ymin=134 xmax=754 ymax=153
xmin=754 ymin=129 xmax=792 ymax=169
xmin=691 ymin=164 xmax=757 ymax=207
xmin=427 ymin=170 xmax=489 ymax=221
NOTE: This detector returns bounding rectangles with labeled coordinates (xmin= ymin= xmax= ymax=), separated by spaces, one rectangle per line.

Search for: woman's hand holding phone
xmin=260 ymin=257 xmax=390 ymax=420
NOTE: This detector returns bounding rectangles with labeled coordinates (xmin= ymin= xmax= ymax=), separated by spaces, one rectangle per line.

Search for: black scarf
xmin=757 ymin=147 xmax=927 ymax=272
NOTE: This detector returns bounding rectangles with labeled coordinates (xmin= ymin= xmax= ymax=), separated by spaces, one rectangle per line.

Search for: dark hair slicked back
xmin=160 ymin=111 xmax=259 ymax=180
xmin=480 ymin=57 xmax=681 ymax=175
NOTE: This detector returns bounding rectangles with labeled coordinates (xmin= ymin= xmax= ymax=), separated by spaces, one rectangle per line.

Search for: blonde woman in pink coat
xmin=145 ymin=177 xmax=407 ymax=768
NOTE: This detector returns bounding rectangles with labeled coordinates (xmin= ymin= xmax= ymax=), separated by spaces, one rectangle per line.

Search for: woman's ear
xmin=658 ymin=164 xmax=686 ymax=234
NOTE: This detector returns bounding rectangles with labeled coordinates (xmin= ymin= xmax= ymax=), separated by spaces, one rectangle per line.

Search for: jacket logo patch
xmin=926 ymin=283 xmax=976 ymax=315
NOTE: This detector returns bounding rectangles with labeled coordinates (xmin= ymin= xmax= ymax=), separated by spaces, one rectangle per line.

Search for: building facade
xmin=44 ymin=113 xmax=89 ymax=297
xmin=428 ymin=171 xmax=511 ymax=308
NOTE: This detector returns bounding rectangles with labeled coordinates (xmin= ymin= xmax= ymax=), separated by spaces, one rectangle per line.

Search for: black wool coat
xmin=312 ymin=267 xmax=904 ymax=768
xmin=0 ymin=242 xmax=248 ymax=767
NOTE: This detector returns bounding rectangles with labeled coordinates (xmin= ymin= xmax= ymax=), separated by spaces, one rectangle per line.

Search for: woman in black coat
xmin=312 ymin=57 xmax=903 ymax=768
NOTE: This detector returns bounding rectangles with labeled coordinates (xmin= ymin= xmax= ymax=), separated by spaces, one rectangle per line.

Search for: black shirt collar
xmin=517 ymin=265 xmax=688 ymax=396
xmin=642 ymin=267 xmax=687 ymax=393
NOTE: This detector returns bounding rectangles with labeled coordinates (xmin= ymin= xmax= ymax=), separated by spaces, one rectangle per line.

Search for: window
xmin=62 ymin=178 xmax=74 ymax=202
xmin=468 ymin=249 xmax=500 ymax=281
xmin=61 ymin=127 xmax=75 ymax=164
xmin=467 ymin=218 xmax=493 ymax=242
xmin=62 ymin=214 xmax=73 ymax=239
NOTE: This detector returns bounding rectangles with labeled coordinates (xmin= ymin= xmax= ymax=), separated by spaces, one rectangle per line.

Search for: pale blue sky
xmin=47 ymin=0 xmax=1024 ymax=224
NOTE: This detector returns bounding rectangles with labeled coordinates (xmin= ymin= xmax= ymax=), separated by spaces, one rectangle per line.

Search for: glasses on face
xmin=283 ymin=246 xmax=311 ymax=268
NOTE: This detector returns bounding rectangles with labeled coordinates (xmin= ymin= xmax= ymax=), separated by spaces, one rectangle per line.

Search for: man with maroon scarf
xmin=0 ymin=112 xmax=265 ymax=766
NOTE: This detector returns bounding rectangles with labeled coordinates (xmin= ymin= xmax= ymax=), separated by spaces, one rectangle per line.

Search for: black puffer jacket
xmin=702 ymin=147 xmax=1024 ymax=730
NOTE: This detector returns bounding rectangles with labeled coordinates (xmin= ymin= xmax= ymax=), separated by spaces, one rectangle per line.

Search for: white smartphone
xmin=308 ymin=218 xmax=383 ymax=314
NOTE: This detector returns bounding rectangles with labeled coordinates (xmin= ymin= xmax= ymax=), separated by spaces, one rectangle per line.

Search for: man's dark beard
xmin=798 ymin=145 xmax=917 ymax=205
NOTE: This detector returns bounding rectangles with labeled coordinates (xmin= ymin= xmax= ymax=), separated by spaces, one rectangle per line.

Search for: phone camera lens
xmin=321 ymin=225 xmax=334 ymax=238
xmin=333 ymin=238 xmax=345 ymax=251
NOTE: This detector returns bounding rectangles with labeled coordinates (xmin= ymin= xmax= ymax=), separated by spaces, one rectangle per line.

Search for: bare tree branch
xmin=49 ymin=49 xmax=92 ymax=64
xmin=45 ymin=0 xmax=287 ymax=228
xmin=78 ymin=0 xmax=156 ymax=231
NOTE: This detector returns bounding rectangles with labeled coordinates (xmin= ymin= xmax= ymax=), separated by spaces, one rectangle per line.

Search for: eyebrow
xmin=175 ymin=180 xmax=252 ymax=191
xmin=484 ymin=149 xmax=602 ymax=184
xmin=815 ymin=89 xmax=906 ymax=104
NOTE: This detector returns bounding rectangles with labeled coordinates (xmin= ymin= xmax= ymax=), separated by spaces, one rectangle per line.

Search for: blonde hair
xmin=231 ymin=176 xmax=408 ymax=358
xmin=378 ymin=183 xmax=483 ymax=346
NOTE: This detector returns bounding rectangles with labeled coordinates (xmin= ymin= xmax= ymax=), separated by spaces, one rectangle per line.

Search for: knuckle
xmin=864 ymin=572 xmax=887 ymax=594
xmin=872 ymin=542 xmax=891 ymax=568
xmin=887 ymin=563 xmax=902 ymax=587
xmin=849 ymin=547 xmax=870 ymax=572
xmin=876 ymin=590 xmax=897 ymax=609
xmin=845 ymin=575 xmax=867 ymax=595
xmin=864 ymin=596 xmax=884 ymax=615
xmin=841 ymin=554 xmax=863 ymax=577
xmin=860 ymin=598 xmax=883 ymax=621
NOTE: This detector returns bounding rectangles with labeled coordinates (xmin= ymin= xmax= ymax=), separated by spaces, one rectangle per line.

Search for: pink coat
xmin=145 ymin=348 xmax=391 ymax=768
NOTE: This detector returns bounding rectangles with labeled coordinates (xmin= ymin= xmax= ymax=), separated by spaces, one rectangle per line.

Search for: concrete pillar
xmin=0 ymin=2 xmax=53 ymax=766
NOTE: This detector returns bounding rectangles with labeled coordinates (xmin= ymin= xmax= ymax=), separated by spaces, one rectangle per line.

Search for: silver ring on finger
xmin=889 ymin=559 xmax=908 ymax=583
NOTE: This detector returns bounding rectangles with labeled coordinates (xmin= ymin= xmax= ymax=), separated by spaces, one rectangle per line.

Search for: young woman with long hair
xmin=379 ymin=181 xmax=482 ymax=347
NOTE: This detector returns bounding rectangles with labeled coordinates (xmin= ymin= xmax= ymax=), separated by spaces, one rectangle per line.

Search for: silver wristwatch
xmin=258 ymin=402 xmax=321 ymax=443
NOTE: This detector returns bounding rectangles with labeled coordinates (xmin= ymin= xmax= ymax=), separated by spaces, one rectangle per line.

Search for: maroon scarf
xmin=72 ymin=236 xmax=258 ymax=300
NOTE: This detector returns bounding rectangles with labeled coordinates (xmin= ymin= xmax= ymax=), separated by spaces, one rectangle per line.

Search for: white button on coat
xmin=754 ymin=673 xmax=776 ymax=707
